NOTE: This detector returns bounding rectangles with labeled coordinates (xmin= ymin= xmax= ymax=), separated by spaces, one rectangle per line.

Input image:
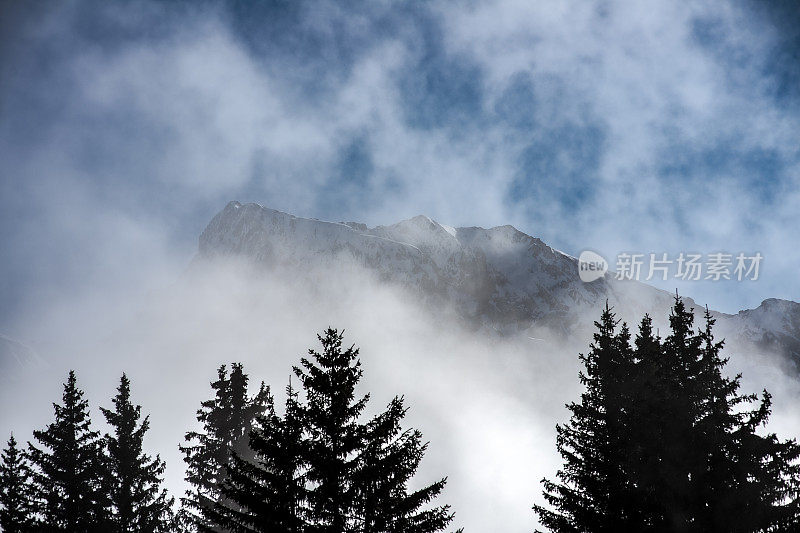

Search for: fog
xmin=2 ymin=253 xmax=799 ymax=531
xmin=3 ymin=1 xmax=800 ymax=530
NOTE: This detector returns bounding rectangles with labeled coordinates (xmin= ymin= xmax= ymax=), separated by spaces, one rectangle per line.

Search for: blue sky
xmin=1 ymin=0 xmax=800 ymax=333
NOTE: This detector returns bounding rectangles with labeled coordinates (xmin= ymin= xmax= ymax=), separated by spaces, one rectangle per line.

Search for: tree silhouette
xmin=207 ymin=328 xmax=458 ymax=533
xmin=355 ymin=394 xmax=455 ymax=533
xmin=27 ymin=370 xmax=109 ymax=532
xmin=0 ymin=433 xmax=35 ymax=532
xmin=534 ymin=303 xmax=638 ymax=532
xmin=203 ymin=383 xmax=307 ymax=533
xmin=295 ymin=328 xmax=370 ymax=532
xmin=101 ymin=373 xmax=174 ymax=532
xmin=536 ymin=297 xmax=800 ymax=532
xmin=181 ymin=363 xmax=270 ymax=531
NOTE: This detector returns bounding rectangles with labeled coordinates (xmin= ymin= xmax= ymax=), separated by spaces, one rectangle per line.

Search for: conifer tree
xmin=647 ymin=298 xmax=800 ymax=530
xmin=204 ymin=383 xmax=307 ymax=533
xmin=733 ymin=391 xmax=800 ymax=530
xmin=537 ymin=297 xmax=800 ymax=532
xmin=604 ymin=320 xmax=639 ymax=527
xmin=627 ymin=314 xmax=668 ymax=530
xmin=693 ymin=307 xmax=800 ymax=531
xmin=181 ymin=363 xmax=270 ymax=531
xmin=27 ymin=370 xmax=109 ymax=532
xmin=355 ymin=395 xmax=455 ymax=533
xmin=0 ymin=434 xmax=35 ymax=532
xmin=534 ymin=303 xmax=637 ymax=532
xmin=294 ymin=328 xmax=371 ymax=532
xmin=206 ymin=328 xmax=458 ymax=533
xmin=101 ymin=373 xmax=175 ymax=533
xmin=658 ymin=295 xmax=704 ymax=530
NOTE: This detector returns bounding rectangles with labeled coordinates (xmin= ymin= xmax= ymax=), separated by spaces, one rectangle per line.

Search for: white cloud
xmin=2 ymin=3 xmax=800 ymax=528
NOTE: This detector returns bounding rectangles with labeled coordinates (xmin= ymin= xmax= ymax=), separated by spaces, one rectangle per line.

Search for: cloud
xmin=0 ymin=255 xmax=579 ymax=531
xmin=1 ymin=2 xmax=800 ymax=527
xmin=430 ymin=0 xmax=800 ymax=310
xmin=4 ymin=0 xmax=799 ymax=320
xmin=3 ymin=253 xmax=798 ymax=531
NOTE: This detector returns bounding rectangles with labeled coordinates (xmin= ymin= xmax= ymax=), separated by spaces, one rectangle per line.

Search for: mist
xmin=0 ymin=254 xmax=573 ymax=530
xmin=2 ymin=251 xmax=799 ymax=531
xmin=2 ymin=1 xmax=800 ymax=530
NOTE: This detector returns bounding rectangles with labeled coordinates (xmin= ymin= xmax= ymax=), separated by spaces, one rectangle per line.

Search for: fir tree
xmin=693 ymin=307 xmax=800 ymax=531
xmin=296 ymin=328 xmax=457 ymax=532
xmin=181 ymin=363 xmax=270 ymax=531
xmin=733 ymin=391 xmax=800 ymax=530
xmin=207 ymin=328 xmax=458 ymax=533
xmin=537 ymin=297 xmax=800 ymax=532
xmin=658 ymin=294 xmax=704 ymax=530
xmin=294 ymin=328 xmax=371 ymax=532
xmin=355 ymin=395 xmax=455 ymax=533
xmin=0 ymin=434 xmax=35 ymax=533
xmin=650 ymin=297 xmax=800 ymax=531
xmin=204 ymin=383 xmax=307 ymax=533
xmin=627 ymin=314 xmax=669 ymax=530
xmin=27 ymin=370 xmax=109 ymax=532
xmin=101 ymin=373 xmax=175 ymax=533
xmin=534 ymin=303 xmax=637 ymax=532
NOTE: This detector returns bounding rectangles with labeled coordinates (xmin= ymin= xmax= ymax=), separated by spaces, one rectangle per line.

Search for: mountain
xmin=196 ymin=201 xmax=800 ymax=367
xmin=723 ymin=298 xmax=800 ymax=363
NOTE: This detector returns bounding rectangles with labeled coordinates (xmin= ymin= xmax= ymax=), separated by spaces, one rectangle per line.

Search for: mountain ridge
xmin=197 ymin=201 xmax=800 ymax=367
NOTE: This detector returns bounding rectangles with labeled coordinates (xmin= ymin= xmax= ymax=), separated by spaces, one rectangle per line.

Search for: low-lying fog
xmin=2 ymin=257 xmax=798 ymax=531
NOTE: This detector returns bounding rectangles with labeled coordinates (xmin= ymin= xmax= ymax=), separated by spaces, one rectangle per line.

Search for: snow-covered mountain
xmin=197 ymin=201 xmax=800 ymax=366
xmin=723 ymin=298 xmax=800 ymax=363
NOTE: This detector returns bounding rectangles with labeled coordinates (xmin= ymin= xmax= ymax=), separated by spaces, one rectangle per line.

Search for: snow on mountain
xmin=198 ymin=202 xmax=613 ymax=331
xmin=722 ymin=299 xmax=800 ymax=361
xmin=196 ymin=201 xmax=800 ymax=365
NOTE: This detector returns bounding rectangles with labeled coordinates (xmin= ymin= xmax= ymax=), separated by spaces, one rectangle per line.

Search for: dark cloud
xmin=510 ymin=120 xmax=605 ymax=211
xmin=744 ymin=0 xmax=800 ymax=104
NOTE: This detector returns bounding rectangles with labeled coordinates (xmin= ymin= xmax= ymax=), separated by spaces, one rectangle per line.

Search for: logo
xmin=577 ymin=250 xmax=763 ymax=283
xmin=578 ymin=250 xmax=608 ymax=283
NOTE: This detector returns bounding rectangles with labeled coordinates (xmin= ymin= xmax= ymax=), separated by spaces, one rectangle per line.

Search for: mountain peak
xmin=198 ymin=201 xmax=614 ymax=334
xmin=195 ymin=201 xmax=800 ymax=363
xmin=389 ymin=214 xmax=456 ymax=236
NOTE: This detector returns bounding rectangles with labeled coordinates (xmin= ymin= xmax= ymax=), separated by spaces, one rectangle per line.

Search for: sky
xmin=2 ymin=1 xmax=800 ymax=529
xmin=1 ymin=0 xmax=800 ymax=333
